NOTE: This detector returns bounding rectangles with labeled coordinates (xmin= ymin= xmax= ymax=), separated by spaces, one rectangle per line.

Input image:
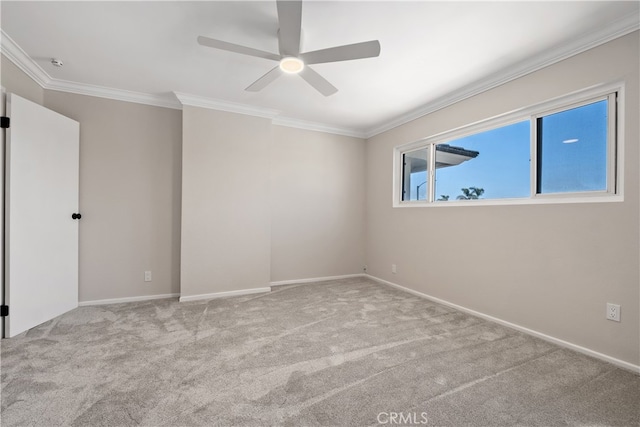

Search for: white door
xmin=4 ymin=93 xmax=80 ymax=337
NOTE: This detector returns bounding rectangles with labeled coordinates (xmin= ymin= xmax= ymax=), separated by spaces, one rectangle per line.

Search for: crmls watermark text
xmin=377 ymin=412 xmax=428 ymax=425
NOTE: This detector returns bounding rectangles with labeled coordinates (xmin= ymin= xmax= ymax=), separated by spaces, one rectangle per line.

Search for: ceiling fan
xmin=197 ymin=0 xmax=381 ymax=96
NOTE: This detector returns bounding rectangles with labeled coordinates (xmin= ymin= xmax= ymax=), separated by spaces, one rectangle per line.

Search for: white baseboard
xmin=366 ymin=274 xmax=640 ymax=374
xmin=179 ymin=286 xmax=271 ymax=302
xmin=79 ymin=293 xmax=180 ymax=306
xmin=270 ymin=274 xmax=365 ymax=287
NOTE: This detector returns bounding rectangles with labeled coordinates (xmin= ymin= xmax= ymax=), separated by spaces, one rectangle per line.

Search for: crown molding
xmin=365 ymin=14 xmax=640 ymax=138
xmin=1 ymin=28 xmax=181 ymax=110
xmin=272 ymin=116 xmax=366 ymax=139
xmin=174 ymin=91 xmax=279 ymax=119
xmin=0 ymin=30 xmax=359 ymax=135
xmin=175 ymin=91 xmax=364 ymax=138
xmin=1 ymin=29 xmax=50 ymax=87
xmin=48 ymin=79 xmax=181 ymax=110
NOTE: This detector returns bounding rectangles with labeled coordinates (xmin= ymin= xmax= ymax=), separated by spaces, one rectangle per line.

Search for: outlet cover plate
xmin=606 ymin=303 xmax=620 ymax=322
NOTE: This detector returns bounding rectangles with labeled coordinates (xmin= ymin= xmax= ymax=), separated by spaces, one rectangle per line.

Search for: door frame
xmin=1 ymin=86 xmax=6 ymax=338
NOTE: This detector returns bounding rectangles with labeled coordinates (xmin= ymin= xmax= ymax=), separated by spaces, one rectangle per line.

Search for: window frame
xmin=393 ymin=82 xmax=623 ymax=208
xmin=531 ymin=93 xmax=617 ymax=199
xmin=401 ymin=147 xmax=430 ymax=202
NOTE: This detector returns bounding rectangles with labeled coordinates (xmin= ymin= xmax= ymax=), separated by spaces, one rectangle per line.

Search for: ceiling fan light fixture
xmin=279 ymin=57 xmax=304 ymax=74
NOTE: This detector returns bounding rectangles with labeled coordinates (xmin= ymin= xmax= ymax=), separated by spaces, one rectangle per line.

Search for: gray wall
xmin=1 ymin=55 xmax=43 ymax=105
xmin=270 ymin=125 xmax=365 ymax=282
xmin=365 ymin=32 xmax=640 ymax=365
xmin=2 ymin=56 xmax=367 ymax=302
xmin=43 ymin=91 xmax=182 ymax=302
xmin=180 ymin=106 xmax=367 ymax=297
xmin=180 ymin=106 xmax=272 ymax=297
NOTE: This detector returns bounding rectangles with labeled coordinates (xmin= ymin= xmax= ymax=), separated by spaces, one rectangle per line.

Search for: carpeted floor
xmin=1 ymin=277 xmax=638 ymax=426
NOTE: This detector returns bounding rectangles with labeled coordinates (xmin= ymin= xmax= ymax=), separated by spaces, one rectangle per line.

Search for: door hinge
xmin=0 ymin=305 xmax=8 ymax=317
xmin=0 ymin=117 xmax=9 ymax=129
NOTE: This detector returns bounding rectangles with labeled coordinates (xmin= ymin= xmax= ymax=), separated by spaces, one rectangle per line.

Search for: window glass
xmin=402 ymin=147 xmax=429 ymax=201
xmin=537 ymin=99 xmax=608 ymax=194
xmin=434 ymin=121 xmax=531 ymax=201
xmin=395 ymin=91 xmax=618 ymax=207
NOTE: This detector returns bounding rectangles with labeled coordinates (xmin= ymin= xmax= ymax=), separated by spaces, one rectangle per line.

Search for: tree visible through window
xmin=435 ymin=121 xmax=530 ymax=202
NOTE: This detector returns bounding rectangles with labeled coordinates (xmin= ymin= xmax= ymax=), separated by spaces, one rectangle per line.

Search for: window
xmin=536 ymin=99 xmax=609 ymax=194
xmin=395 ymin=86 xmax=620 ymax=206
xmin=434 ymin=121 xmax=530 ymax=202
xmin=402 ymin=148 xmax=429 ymax=201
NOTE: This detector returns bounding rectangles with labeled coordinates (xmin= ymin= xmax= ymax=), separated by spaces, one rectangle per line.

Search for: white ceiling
xmin=1 ymin=1 xmax=638 ymax=137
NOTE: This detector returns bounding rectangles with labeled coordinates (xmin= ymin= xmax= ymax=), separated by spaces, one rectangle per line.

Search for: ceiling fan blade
xmin=301 ymin=40 xmax=381 ymax=64
xmin=276 ymin=0 xmax=302 ymax=56
xmin=245 ymin=66 xmax=282 ymax=92
xmin=299 ymin=66 xmax=338 ymax=96
xmin=198 ymin=36 xmax=280 ymax=61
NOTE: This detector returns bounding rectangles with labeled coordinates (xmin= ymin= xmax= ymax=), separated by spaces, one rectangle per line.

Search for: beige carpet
xmin=1 ymin=277 xmax=638 ymax=426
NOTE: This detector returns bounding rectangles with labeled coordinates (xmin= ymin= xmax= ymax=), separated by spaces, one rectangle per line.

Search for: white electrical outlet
xmin=144 ymin=271 xmax=152 ymax=282
xmin=391 ymin=264 xmax=397 ymax=274
xmin=606 ymin=303 xmax=620 ymax=322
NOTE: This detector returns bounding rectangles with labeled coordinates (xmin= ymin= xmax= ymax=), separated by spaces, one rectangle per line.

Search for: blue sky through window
xmin=435 ymin=121 xmax=531 ymax=200
xmin=404 ymin=98 xmax=609 ymax=202
xmin=538 ymin=100 xmax=608 ymax=193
